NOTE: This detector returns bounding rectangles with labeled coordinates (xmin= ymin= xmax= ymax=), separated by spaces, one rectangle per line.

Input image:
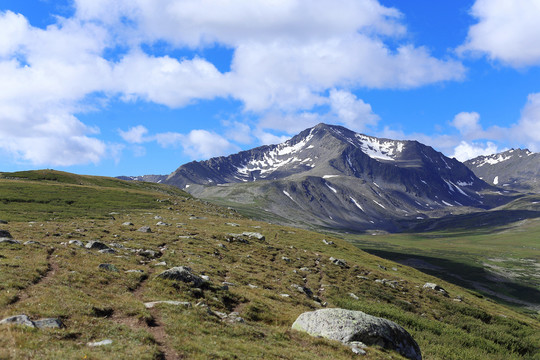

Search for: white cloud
xmin=330 ymin=89 xmax=379 ymax=132
xmin=513 ymin=93 xmax=540 ymax=151
xmin=451 ymin=112 xmax=482 ymax=138
xmin=223 ymin=121 xmax=253 ymax=144
xmin=0 ymin=1 xmax=467 ymax=166
xmin=156 ymin=129 xmax=239 ymax=159
xmin=452 ymin=141 xmax=500 ymax=161
xmin=459 ymin=0 xmax=540 ymax=67
xmin=119 ymin=125 xmax=149 ymax=144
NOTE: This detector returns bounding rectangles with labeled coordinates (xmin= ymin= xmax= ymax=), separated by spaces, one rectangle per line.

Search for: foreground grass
xmin=0 ymin=170 xmax=538 ymax=359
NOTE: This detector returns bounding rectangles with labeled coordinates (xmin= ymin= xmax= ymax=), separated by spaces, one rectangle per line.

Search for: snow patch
xmin=493 ymin=176 xmax=499 ymax=185
xmin=326 ymin=183 xmax=338 ymax=193
xmin=323 ymin=175 xmax=339 ymax=179
xmin=350 ymin=197 xmax=364 ymax=211
xmin=283 ymin=190 xmax=294 ymax=201
xmin=442 ymin=200 xmax=454 ymax=207
xmin=373 ymin=200 xmax=386 ymax=209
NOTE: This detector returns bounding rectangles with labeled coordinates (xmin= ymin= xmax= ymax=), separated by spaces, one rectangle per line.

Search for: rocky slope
xmin=465 ymin=149 xmax=540 ymax=193
xmin=163 ymin=124 xmax=501 ymax=231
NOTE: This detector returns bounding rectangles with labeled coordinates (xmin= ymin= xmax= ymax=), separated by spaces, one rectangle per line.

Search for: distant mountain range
xmin=465 ymin=149 xmax=540 ymax=193
xmin=120 ymin=123 xmax=512 ymax=232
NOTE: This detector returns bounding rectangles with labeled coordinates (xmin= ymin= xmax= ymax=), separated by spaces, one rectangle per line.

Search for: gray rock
xmin=156 ymin=221 xmax=169 ymax=226
xmin=423 ymin=282 xmax=448 ymax=296
xmin=98 ymin=248 xmax=116 ymax=254
xmin=87 ymin=339 xmax=113 ymax=347
xmin=242 ymin=232 xmax=265 ymax=241
xmin=0 ymin=220 xmax=7 ymax=224
xmin=23 ymin=241 xmax=42 ymax=246
xmin=122 ymin=222 xmax=134 ymax=226
xmin=33 ymin=318 xmax=64 ymax=329
xmin=154 ymin=261 xmax=167 ymax=267
xmin=0 ymin=315 xmax=63 ymax=329
xmin=85 ymin=241 xmax=109 ymax=250
xmin=125 ymin=269 xmax=144 ymax=274
xmin=226 ymin=223 xmax=240 ymax=227
xmin=292 ymin=308 xmax=422 ymax=360
xmin=349 ymin=293 xmax=359 ymax=300
xmin=138 ymin=249 xmax=161 ymax=259
xmin=68 ymin=240 xmax=84 ymax=247
xmin=282 ymin=256 xmax=291 ymax=263
xmin=0 ymin=229 xmax=12 ymax=238
xmin=144 ymin=301 xmax=192 ymax=309
xmin=98 ymin=263 xmax=118 ymax=272
xmin=0 ymin=238 xmax=21 ymax=245
xmin=322 ymin=239 xmax=335 ymax=245
xmin=137 ymin=226 xmax=152 ymax=233
xmin=329 ymin=257 xmax=347 ymax=268
xmin=0 ymin=315 xmax=35 ymax=327
xmin=291 ymin=284 xmax=313 ymax=298
xmin=157 ymin=266 xmax=204 ymax=287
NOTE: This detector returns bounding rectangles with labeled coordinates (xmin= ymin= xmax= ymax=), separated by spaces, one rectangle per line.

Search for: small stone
xmin=0 ymin=315 xmax=35 ymax=327
xmin=349 ymin=293 xmax=359 ymax=300
xmin=98 ymin=263 xmax=118 ymax=272
xmin=423 ymin=282 xmax=448 ymax=296
xmin=87 ymin=339 xmax=113 ymax=347
xmin=201 ymin=275 xmax=210 ymax=281
xmin=329 ymin=257 xmax=347 ymax=268
xmin=154 ymin=216 xmax=163 ymax=220
xmin=68 ymin=240 xmax=84 ymax=247
xmin=144 ymin=301 xmax=191 ymax=309
xmin=226 ymin=223 xmax=240 ymax=227
xmin=138 ymin=249 xmax=161 ymax=259
xmin=156 ymin=221 xmax=169 ymax=226
xmin=137 ymin=226 xmax=152 ymax=233
xmin=99 ymin=248 xmax=116 ymax=254
xmin=248 ymin=284 xmax=258 ymax=289
xmin=0 ymin=220 xmax=7 ymax=224
xmin=280 ymin=294 xmax=291 ymax=298
xmin=0 ymin=239 xmax=21 ymax=245
xmin=322 ymin=239 xmax=335 ymax=245
xmin=23 ymin=241 xmax=42 ymax=246
xmin=154 ymin=261 xmax=167 ymax=267
xmin=33 ymin=318 xmax=63 ymax=329
xmin=86 ymin=241 xmax=110 ymax=250
xmin=242 ymin=232 xmax=265 ymax=241
xmin=122 ymin=222 xmax=134 ymax=226
xmin=282 ymin=256 xmax=291 ymax=263
xmin=125 ymin=269 xmax=144 ymax=273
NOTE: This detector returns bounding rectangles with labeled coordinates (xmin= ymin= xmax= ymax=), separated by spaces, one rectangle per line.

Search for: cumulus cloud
xmin=156 ymin=129 xmax=239 ymax=159
xmin=459 ymin=0 xmax=540 ymax=67
xmin=0 ymin=1 xmax=467 ymax=166
xmin=451 ymin=112 xmax=482 ymax=138
xmin=119 ymin=125 xmax=149 ymax=144
xmin=329 ymin=89 xmax=379 ymax=132
xmin=513 ymin=93 xmax=540 ymax=151
xmin=452 ymin=141 xmax=501 ymax=161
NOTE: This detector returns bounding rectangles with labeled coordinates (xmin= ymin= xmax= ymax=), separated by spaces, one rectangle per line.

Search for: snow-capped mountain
xmin=465 ymin=149 xmax=540 ymax=192
xmin=159 ymin=123 xmax=498 ymax=231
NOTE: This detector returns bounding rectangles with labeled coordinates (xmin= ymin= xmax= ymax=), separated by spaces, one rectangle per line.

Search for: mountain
xmin=465 ymin=149 xmax=540 ymax=193
xmin=160 ymin=124 xmax=502 ymax=232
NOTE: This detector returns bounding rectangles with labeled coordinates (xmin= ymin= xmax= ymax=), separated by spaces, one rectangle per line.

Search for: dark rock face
xmin=0 ymin=229 xmax=13 ymax=239
xmin=465 ymin=149 xmax=540 ymax=192
xmin=292 ymin=308 xmax=422 ymax=360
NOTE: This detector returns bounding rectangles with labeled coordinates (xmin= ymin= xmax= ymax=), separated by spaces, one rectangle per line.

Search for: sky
xmin=0 ymin=0 xmax=539 ymax=177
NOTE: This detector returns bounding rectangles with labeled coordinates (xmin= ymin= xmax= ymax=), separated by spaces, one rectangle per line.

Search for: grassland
xmin=0 ymin=170 xmax=538 ymax=359
xmin=347 ymin=210 xmax=540 ymax=314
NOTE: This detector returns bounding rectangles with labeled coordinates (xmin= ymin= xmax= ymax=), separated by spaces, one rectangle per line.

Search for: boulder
xmin=33 ymin=318 xmax=64 ymax=329
xmin=137 ymin=226 xmax=152 ymax=233
xmin=292 ymin=308 xmax=421 ymax=360
xmin=0 ymin=315 xmax=35 ymax=327
xmin=157 ymin=266 xmax=204 ymax=287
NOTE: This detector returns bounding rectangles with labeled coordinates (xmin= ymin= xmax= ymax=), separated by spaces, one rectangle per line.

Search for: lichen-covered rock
xmin=292 ymin=308 xmax=422 ymax=360
xmin=137 ymin=226 xmax=152 ymax=233
xmin=157 ymin=266 xmax=204 ymax=287
xmin=0 ymin=315 xmax=35 ymax=327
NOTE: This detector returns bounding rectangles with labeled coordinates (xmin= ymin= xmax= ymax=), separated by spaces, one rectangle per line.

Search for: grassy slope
xmin=0 ymin=171 xmax=538 ymax=359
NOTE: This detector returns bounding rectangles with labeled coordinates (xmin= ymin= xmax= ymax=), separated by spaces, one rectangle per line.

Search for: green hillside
xmin=0 ymin=171 xmax=538 ymax=359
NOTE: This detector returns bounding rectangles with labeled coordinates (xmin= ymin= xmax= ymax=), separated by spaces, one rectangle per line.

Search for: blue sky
xmin=1 ymin=0 xmax=539 ymax=176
